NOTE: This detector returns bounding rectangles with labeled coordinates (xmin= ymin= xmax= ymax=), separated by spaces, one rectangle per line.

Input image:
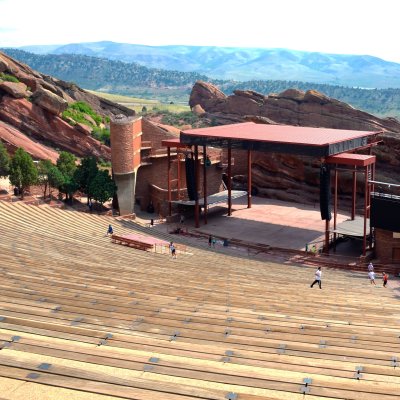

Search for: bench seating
xmin=0 ymin=201 xmax=399 ymax=400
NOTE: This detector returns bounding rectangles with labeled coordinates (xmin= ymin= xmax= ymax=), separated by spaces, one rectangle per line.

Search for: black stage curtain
xmin=320 ymin=164 xmax=332 ymax=221
xmin=185 ymin=156 xmax=197 ymax=201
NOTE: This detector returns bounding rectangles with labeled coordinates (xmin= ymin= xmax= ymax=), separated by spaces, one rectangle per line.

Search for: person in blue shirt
xmin=106 ymin=224 xmax=113 ymax=236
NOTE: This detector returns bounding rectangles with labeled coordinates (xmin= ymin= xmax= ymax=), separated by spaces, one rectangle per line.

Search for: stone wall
xmin=375 ymin=228 xmax=400 ymax=263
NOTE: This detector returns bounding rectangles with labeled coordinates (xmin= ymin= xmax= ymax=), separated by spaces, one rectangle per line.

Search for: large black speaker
xmin=185 ymin=156 xmax=198 ymax=201
xmin=320 ymin=164 xmax=332 ymax=221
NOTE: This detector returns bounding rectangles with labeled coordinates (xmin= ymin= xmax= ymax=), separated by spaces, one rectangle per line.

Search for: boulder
xmin=31 ymin=87 xmax=68 ymax=115
xmin=0 ymin=56 xmax=9 ymax=73
xmin=189 ymin=80 xmax=226 ymax=109
xmin=75 ymin=122 xmax=93 ymax=135
xmin=304 ymin=89 xmax=330 ymax=104
xmin=192 ymin=104 xmax=206 ymax=116
xmin=276 ymin=88 xmax=305 ymax=102
xmin=0 ymin=81 xmax=27 ymax=98
xmin=14 ymin=71 xmax=38 ymax=91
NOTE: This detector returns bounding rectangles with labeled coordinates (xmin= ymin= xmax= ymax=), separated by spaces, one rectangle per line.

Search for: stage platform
xmin=172 ymin=190 xmax=247 ymax=207
xmin=333 ymin=216 xmax=370 ymax=238
xmin=189 ymin=196 xmax=349 ymax=251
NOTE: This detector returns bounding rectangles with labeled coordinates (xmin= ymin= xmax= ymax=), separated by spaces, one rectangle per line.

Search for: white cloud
xmin=0 ymin=0 xmax=399 ymax=62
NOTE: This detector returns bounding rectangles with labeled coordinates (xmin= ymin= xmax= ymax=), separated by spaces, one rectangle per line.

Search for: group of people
xmin=367 ymin=262 xmax=389 ymax=287
xmin=105 ymin=222 xmax=392 ymax=288
xmin=310 ymin=262 xmax=389 ymax=289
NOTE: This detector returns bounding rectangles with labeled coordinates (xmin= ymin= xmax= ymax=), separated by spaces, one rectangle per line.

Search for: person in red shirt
xmin=382 ymin=272 xmax=388 ymax=288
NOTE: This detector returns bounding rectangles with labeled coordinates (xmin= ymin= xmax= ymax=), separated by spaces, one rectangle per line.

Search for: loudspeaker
xmin=320 ymin=164 xmax=332 ymax=221
xmin=185 ymin=156 xmax=198 ymax=201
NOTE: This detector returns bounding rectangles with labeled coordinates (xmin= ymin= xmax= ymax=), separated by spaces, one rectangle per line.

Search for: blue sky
xmin=1 ymin=0 xmax=399 ymax=62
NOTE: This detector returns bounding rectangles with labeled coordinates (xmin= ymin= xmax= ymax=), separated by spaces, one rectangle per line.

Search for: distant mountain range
xmin=16 ymin=41 xmax=400 ymax=89
xmin=3 ymin=48 xmax=400 ymax=119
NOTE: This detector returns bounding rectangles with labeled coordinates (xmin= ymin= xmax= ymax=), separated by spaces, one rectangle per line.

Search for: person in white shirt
xmin=368 ymin=262 xmax=374 ymax=272
xmin=310 ymin=267 xmax=322 ymax=289
xmin=368 ymin=270 xmax=376 ymax=285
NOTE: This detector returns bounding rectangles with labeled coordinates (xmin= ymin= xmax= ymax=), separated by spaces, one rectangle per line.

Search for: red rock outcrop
xmin=0 ymin=120 xmax=59 ymax=163
xmin=190 ymin=81 xmax=400 ymax=132
xmin=0 ymin=51 xmax=135 ymax=162
xmin=0 ymin=95 xmax=110 ymax=160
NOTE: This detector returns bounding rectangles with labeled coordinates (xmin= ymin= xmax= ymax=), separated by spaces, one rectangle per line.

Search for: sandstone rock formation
xmin=190 ymin=81 xmax=400 ymax=132
xmin=0 ymin=81 xmax=28 ymax=98
xmin=190 ymin=81 xmax=400 ymax=204
xmin=0 ymin=51 xmax=134 ymax=161
xmin=0 ymin=120 xmax=59 ymax=163
xmin=31 ymin=87 xmax=68 ymax=115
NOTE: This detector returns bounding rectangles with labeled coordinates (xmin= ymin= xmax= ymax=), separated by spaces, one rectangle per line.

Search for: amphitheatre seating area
xmin=0 ymin=201 xmax=399 ymax=399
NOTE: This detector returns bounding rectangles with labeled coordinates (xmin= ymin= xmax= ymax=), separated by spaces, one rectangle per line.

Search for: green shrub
xmin=0 ymin=73 xmax=20 ymax=83
xmin=92 ymin=127 xmax=110 ymax=146
xmin=62 ymin=101 xmax=104 ymax=128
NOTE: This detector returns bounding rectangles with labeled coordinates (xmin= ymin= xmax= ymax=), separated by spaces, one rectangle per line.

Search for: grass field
xmin=87 ymin=90 xmax=190 ymax=113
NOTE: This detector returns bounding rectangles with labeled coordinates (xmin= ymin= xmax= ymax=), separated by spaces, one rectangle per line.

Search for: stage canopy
xmin=180 ymin=122 xmax=382 ymax=157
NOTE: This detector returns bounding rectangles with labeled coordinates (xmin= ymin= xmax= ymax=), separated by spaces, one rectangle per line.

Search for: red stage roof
xmin=326 ymin=153 xmax=376 ymax=167
xmin=161 ymin=138 xmax=191 ymax=148
xmin=180 ymin=122 xmax=382 ymax=157
xmin=182 ymin=122 xmax=379 ymax=146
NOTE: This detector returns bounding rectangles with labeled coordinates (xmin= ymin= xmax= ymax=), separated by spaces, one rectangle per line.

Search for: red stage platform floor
xmin=193 ymin=196 xmax=349 ymax=251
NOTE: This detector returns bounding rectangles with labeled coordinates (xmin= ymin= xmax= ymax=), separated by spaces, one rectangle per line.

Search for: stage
xmin=190 ymin=196 xmax=350 ymax=251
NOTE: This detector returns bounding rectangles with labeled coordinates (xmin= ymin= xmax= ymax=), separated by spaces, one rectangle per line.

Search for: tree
xmin=74 ymin=156 xmax=98 ymax=202
xmin=47 ymin=165 xmax=65 ymax=199
xmin=57 ymin=151 xmax=76 ymax=177
xmin=37 ymin=159 xmax=53 ymax=198
xmin=59 ymin=175 xmax=79 ymax=203
xmin=9 ymin=148 xmax=38 ymax=199
xmin=57 ymin=151 xmax=77 ymax=202
xmin=0 ymin=141 xmax=10 ymax=178
xmin=89 ymin=169 xmax=117 ymax=206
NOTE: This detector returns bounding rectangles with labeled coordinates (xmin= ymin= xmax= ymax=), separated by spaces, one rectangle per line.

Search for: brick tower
xmin=110 ymin=115 xmax=142 ymax=215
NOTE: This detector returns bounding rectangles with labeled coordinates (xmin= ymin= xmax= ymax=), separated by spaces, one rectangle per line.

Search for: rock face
xmin=190 ymin=81 xmax=400 ymax=203
xmin=190 ymin=81 xmax=400 ymax=132
xmin=0 ymin=51 xmax=134 ymax=161
xmin=0 ymin=120 xmax=59 ymax=163
xmin=31 ymin=87 xmax=68 ymax=115
xmin=0 ymin=96 xmax=110 ymax=160
xmin=0 ymin=81 xmax=28 ymax=98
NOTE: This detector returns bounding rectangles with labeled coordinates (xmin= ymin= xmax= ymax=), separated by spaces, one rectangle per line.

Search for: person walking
xmin=310 ymin=267 xmax=322 ymax=289
xmin=106 ymin=224 xmax=113 ymax=236
xmin=208 ymin=235 xmax=212 ymax=248
xmin=382 ymin=272 xmax=388 ymax=288
xmin=368 ymin=262 xmax=374 ymax=272
xmin=169 ymin=241 xmax=177 ymax=259
xmin=368 ymin=270 xmax=376 ymax=285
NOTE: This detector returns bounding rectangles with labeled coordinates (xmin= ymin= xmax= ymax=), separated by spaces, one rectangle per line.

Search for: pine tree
xmin=0 ymin=141 xmax=10 ymax=178
xmin=9 ymin=148 xmax=38 ymax=199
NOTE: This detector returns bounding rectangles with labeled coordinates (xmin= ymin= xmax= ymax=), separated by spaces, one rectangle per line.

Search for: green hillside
xmin=3 ymin=48 xmax=400 ymax=119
